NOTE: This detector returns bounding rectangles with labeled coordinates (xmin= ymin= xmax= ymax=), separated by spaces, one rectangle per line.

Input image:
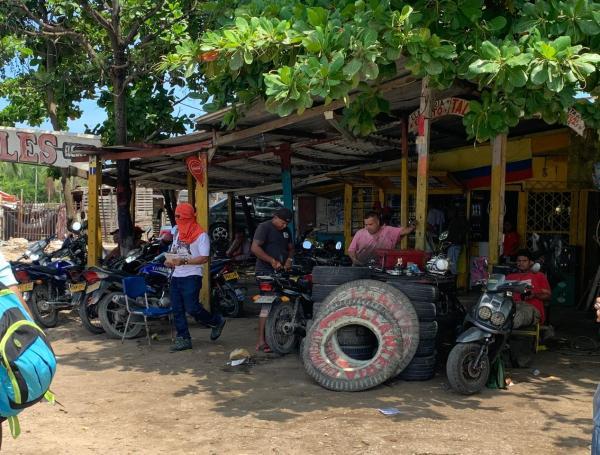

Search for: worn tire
xmin=265 ymin=301 xmax=299 ymax=355
xmin=302 ymin=297 xmax=405 ymax=392
xmin=30 ymin=284 xmax=59 ymax=328
xmin=336 ymin=325 xmax=378 ymax=346
xmin=311 ymin=284 xmax=338 ymax=303
xmin=311 ymin=266 xmax=370 ymax=285
xmin=415 ymin=338 xmax=436 ymax=357
xmin=319 ymin=279 xmax=419 ymax=375
xmin=98 ymin=292 xmax=144 ymax=339
xmin=420 ymin=321 xmax=438 ymax=340
xmin=387 ymin=281 xmax=440 ymax=302
xmin=339 ymin=344 xmax=377 ymax=361
xmin=398 ymin=353 xmax=437 ymax=381
xmin=412 ymin=301 xmax=437 ymax=322
xmin=78 ymin=294 xmax=104 ymax=334
xmin=446 ymin=343 xmax=490 ymax=395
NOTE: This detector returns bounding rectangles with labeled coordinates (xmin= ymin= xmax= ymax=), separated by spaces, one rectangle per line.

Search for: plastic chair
xmin=121 ymin=276 xmax=173 ymax=346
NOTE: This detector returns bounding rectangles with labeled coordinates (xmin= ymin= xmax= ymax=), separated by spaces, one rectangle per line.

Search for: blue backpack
xmin=0 ymin=286 xmax=56 ymax=438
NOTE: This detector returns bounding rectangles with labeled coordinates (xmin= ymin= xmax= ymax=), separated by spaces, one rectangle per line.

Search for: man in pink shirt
xmin=348 ymin=211 xmax=415 ymax=265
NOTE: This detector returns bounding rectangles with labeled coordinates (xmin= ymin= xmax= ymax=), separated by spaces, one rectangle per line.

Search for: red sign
xmin=186 ymin=155 xmax=206 ymax=187
xmin=408 ymin=97 xmax=471 ymax=134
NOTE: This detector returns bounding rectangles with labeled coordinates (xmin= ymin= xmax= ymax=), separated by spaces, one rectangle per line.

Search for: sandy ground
xmin=0 ymin=241 xmax=598 ymax=454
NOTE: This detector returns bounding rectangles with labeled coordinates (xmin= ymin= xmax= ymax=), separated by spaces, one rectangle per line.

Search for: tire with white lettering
xmin=311 ymin=267 xmax=370 ymax=285
xmin=318 ymin=280 xmax=419 ymax=375
xmin=302 ymin=298 xmax=405 ymax=392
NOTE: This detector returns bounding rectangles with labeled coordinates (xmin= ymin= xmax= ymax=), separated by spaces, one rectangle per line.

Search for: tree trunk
xmin=162 ymin=190 xmax=177 ymax=226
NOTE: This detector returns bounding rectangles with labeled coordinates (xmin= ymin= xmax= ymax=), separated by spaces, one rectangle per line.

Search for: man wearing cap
xmin=251 ymin=208 xmax=295 ymax=352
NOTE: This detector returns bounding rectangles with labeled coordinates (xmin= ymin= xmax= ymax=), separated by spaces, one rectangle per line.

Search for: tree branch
xmin=76 ymin=0 xmax=115 ymax=38
xmin=124 ymin=0 xmax=166 ymax=45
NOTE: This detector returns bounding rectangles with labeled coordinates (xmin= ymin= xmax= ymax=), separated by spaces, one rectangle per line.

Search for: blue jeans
xmin=170 ymin=275 xmax=220 ymax=339
xmin=447 ymin=244 xmax=462 ymax=275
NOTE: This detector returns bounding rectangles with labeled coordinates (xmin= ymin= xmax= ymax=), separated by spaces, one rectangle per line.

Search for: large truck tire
xmin=311 ymin=266 xmax=370 ymax=285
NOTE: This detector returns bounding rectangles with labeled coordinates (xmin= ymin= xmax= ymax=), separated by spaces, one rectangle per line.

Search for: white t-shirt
xmin=170 ymin=232 xmax=210 ymax=278
xmin=0 ymin=252 xmax=17 ymax=287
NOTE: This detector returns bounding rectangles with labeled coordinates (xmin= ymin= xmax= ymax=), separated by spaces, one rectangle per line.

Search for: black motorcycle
xmin=446 ymin=273 xmax=532 ymax=395
xmin=210 ymin=258 xmax=245 ymax=318
xmin=256 ymin=267 xmax=312 ymax=355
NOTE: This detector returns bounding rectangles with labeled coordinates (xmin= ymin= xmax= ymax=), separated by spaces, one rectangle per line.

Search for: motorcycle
xmin=446 ymin=273 xmax=532 ymax=395
xmin=210 ymin=258 xmax=245 ymax=318
xmin=255 ymin=266 xmax=313 ymax=355
xmin=294 ymin=238 xmax=350 ymax=271
xmin=425 ymin=230 xmax=452 ymax=275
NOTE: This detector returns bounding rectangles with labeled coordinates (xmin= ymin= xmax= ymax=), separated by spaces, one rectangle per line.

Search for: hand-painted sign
xmin=186 ymin=155 xmax=207 ymax=187
xmin=0 ymin=127 xmax=101 ymax=169
xmin=408 ymin=97 xmax=471 ymax=134
xmin=566 ymin=107 xmax=585 ymax=136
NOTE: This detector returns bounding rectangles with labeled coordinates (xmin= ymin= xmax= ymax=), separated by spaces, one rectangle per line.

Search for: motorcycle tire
xmin=30 ymin=284 xmax=59 ymax=328
xmin=265 ymin=301 xmax=299 ymax=355
xmin=78 ymin=294 xmax=105 ymax=334
xmin=398 ymin=353 xmax=437 ymax=381
xmin=318 ymin=280 xmax=419 ymax=376
xmin=302 ymin=296 xmax=405 ymax=392
xmin=446 ymin=342 xmax=490 ymax=395
xmin=311 ymin=266 xmax=370 ymax=285
xmin=388 ymin=281 xmax=440 ymax=303
xmin=98 ymin=292 xmax=144 ymax=339
xmin=217 ymin=288 xmax=243 ymax=318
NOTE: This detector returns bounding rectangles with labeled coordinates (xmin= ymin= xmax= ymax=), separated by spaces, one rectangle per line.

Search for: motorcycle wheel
xmin=78 ymin=294 xmax=105 ymax=334
xmin=218 ymin=288 xmax=243 ymax=318
xmin=30 ymin=284 xmax=59 ymax=328
xmin=98 ymin=292 xmax=143 ymax=339
xmin=446 ymin=342 xmax=490 ymax=395
xmin=265 ymin=301 xmax=299 ymax=355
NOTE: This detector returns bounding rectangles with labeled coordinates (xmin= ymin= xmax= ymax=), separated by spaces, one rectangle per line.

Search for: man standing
xmin=165 ymin=203 xmax=225 ymax=352
xmin=348 ymin=211 xmax=415 ymax=266
xmin=251 ymin=208 xmax=295 ymax=352
xmin=507 ymin=249 xmax=551 ymax=328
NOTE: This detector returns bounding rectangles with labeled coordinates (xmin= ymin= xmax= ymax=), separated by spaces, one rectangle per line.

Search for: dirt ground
xmin=1 ymin=241 xmax=598 ymax=454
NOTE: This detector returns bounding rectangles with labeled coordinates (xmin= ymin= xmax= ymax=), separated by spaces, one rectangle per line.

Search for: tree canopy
xmin=164 ymin=0 xmax=600 ymax=142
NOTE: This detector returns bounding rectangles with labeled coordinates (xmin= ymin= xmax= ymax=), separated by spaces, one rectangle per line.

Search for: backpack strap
xmin=7 ymin=416 xmax=20 ymax=438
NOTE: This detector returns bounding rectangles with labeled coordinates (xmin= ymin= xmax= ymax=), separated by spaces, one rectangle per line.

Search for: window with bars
xmin=526 ymin=191 xmax=572 ymax=235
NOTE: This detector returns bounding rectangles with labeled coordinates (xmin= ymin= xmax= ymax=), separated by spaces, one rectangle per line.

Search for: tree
xmin=163 ymin=0 xmax=600 ymax=142
xmin=1 ymin=0 xmax=206 ymax=252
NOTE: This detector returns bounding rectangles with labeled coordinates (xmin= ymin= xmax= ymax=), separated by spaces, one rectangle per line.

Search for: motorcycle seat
xmin=26 ymin=265 xmax=63 ymax=276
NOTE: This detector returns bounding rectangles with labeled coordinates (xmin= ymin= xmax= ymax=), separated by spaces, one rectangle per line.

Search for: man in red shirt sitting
xmin=507 ymin=249 xmax=551 ymax=328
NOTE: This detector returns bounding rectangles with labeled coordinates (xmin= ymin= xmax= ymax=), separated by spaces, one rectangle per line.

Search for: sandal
xmin=255 ymin=343 xmax=272 ymax=353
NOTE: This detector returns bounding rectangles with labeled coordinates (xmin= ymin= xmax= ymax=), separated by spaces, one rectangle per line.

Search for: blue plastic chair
xmin=121 ymin=276 xmax=173 ymax=346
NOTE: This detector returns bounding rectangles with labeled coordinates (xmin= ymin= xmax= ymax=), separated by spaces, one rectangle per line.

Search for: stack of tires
xmin=387 ymin=281 xmax=439 ymax=381
xmin=302 ymin=278 xmax=422 ymax=391
xmin=310 ymin=266 xmax=371 ymax=316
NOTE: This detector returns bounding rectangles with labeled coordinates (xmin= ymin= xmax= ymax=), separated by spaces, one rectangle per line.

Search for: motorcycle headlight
xmin=435 ymin=258 xmax=449 ymax=271
xmin=125 ymin=255 xmax=136 ymax=264
xmin=478 ymin=306 xmax=492 ymax=320
xmin=490 ymin=312 xmax=506 ymax=326
xmin=30 ymin=253 xmax=40 ymax=261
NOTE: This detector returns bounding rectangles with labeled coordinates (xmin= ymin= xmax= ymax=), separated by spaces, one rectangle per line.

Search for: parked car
xmin=208 ymin=196 xmax=284 ymax=242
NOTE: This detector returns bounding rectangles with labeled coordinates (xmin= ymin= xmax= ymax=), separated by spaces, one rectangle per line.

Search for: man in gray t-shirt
xmin=251 ymin=208 xmax=294 ymax=352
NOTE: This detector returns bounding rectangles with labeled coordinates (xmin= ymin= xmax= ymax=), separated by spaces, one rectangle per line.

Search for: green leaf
xmin=506 ymin=53 xmax=532 ymax=67
xmin=469 ymin=59 xmax=500 ymax=74
xmin=343 ymin=59 xmax=363 ymax=78
xmin=508 ymin=68 xmax=528 ymax=87
xmin=487 ymin=16 xmax=507 ymax=32
xmin=552 ymin=36 xmax=571 ymax=52
xmin=306 ymin=7 xmax=328 ymax=28
xmin=364 ymin=62 xmax=379 ymax=79
xmin=329 ymin=53 xmax=345 ymax=74
xmin=229 ymin=51 xmax=244 ymax=71
xmin=426 ymin=60 xmax=443 ymax=75
xmin=480 ymin=41 xmax=501 ymax=60
xmin=243 ymin=49 xmax=253 ymax=64
xmin=530 ymin=64 xmax=548 ymax=85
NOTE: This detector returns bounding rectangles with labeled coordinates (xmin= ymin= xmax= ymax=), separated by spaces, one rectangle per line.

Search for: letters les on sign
xmin=0 ymin=127 xmax=101 ymax=169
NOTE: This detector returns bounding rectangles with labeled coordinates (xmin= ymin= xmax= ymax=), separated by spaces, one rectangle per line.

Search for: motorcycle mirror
xmin=71 ymin=221 xmax=82 ymax=232
xmin=531 ymin=262 xmax=541 ymax=273
xmin=302 ymin=240 xmax=313 ymax=250
xmin=335 ymin=241 xmax=342 ymax=250
xmin=439 ymin=231 xmax=449 ymax=241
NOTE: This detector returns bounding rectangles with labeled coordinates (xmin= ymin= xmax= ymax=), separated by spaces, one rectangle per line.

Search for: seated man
xmin=226 ymin=227 xmax=251 ymax=261
xmin=507 ymin=249 xmax=551 ymax=328
xmin=348 ymin=211 xmax=415 ymax=266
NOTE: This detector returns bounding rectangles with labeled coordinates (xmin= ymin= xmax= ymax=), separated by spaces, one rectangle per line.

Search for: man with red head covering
xmin=165 ymin=203 xmax=225 ymax=351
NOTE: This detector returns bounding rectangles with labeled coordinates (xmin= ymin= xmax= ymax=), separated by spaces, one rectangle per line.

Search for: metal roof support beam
xmin=401 ymin=116 xmax=409 ymax=249
xmin=275 ymin=147 xmax=295 ymax=240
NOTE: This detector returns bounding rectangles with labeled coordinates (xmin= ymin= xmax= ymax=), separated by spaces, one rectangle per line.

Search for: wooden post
xmin=343 ymin=183 xmax=353 ymax=253
xmin=194 ymin=152 xmax=211 ymax=310
xmin=378 ymin=188 xmax=385 ymax=207
xmin=186 ymin=171 xmax=195 ymax=207
xmin=276 ymin=148 xmax=294 ymax=240
xmin=400 ymin=116 xmax=410 ymax=248
xmin=87 ymin=156 xmax=102 ymax=266
xmin=227 ymin=192 xmax=235 ymax=240
xmin=489 ymin=134 xmax=507 ymax=269
xmin=517 ymin=190 xmax=528 ymax=248
xmin=130 ymin=181 xmax=137 ymax=226
xmin=415 ymin=78 xmax=432 ymax=250
xmin=357 ymin=189 xmax=365 ymax=221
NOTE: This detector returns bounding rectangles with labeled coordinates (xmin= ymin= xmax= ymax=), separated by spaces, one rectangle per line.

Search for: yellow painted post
xmin=401 ymin=116 xmax=409 ymax=249
xmin=343 ymin=184 xmax=353 ymax=253
xmin=87 ymin=156 xmax=102 ymax=266
xmin=517 ymin=191 xmax=528 ymax=248
xmin=194 ymin=152 xmax=211 ymax=310
xmin=227 ymin=192 xmax=235 ymax=240
xmin=378 ymin=188 xmax=385 ymax=207
xmin=415 ymin=78 xmax=432 ymax=250
xmin=357 ymin=189 xmax=365 ymax=221
xmin=489 ymin=134 xmax=507 ymax=269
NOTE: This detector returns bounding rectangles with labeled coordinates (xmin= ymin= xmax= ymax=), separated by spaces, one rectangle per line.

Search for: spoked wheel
xmin=446 ymin=342 xmax=490 ymax=395
xmin=98 ymin=292 xmax=143 ymax=339
xmin=30 ymin=285 xmax=59 ymax=328
xmin=265 ymin=301 xmax=300 ymax=355
xmin=78 ymin=294 xmax=105 ymax=334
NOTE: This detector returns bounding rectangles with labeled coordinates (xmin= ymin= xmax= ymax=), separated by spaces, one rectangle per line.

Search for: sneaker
xmin=169 ymin=337 xmax=192 ymax=352
xmin=210 ymin=318 xmax=226 ymax=341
